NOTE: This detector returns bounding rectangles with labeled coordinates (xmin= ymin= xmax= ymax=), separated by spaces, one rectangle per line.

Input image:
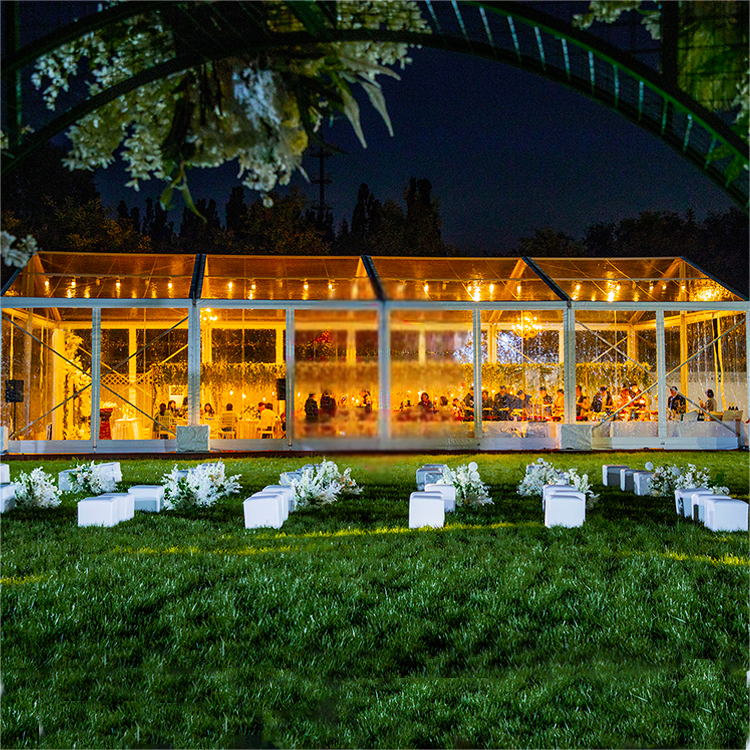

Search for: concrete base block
xmin=176 ymin=425 xmax=210 ymax=452
xmin=0 ymin=463 xmax=9 ymax=484
xmin=560 ymin=424 xmax=592 ymax=451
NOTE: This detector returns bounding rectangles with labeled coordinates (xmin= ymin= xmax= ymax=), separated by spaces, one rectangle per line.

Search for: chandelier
xmin=512 ymin=313 xmax=540 ymax=339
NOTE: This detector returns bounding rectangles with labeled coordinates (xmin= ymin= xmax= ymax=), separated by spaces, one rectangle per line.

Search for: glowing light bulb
xmin=423 ymin=284 xmax=429 ymax=293
xmin=607 ymin=291 xmax=615 ymax=302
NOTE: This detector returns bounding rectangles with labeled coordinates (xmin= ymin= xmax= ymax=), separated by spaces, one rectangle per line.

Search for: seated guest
xmin=552 ymin=388 xmax=564 ymax=420
xmin=616 ymin=384 xmax=632 ymax=419
xmin=304 ymin=393 xmax=319 ymax=422
xmin=590 ymin=386 xmax=612 ymax=416
xmin=259 ymin=402 xmax=277 ymax=437
xmin=575 ymin=385 xmax=589 ymax=421
xmin=701 ymin=388 xmax=717 ymax=413
xmin=537 ymin=387 xmax=553 ymax=419
xmin=417 ymin=391 xmax=433 ymax=420
xmin=203 ymin=403 xmax=215 ymax=418
xmin=667 ymin=386 xmax=686 ymax=418
xmin=494 ymin=386 xmax=510 ymax=421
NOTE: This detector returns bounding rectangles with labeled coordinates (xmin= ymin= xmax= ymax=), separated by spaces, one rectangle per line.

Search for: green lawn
xmin=1 ymin=452 xmax=748 ymax=749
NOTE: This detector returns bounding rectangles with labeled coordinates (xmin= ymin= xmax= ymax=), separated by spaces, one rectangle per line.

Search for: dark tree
xmin=225 ymin=186 xmax=248 ymax=233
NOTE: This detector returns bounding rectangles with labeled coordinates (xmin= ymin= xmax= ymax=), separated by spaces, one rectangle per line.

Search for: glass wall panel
xmin=100 ymin=308 xmax=188 ymax=440
xmin=294 ymin=309 xmax=378 ymax=439
xmin=201 ymin=308 xmax=286 ymax=439
xmin=481 ymin=310 xmax=563 ymax=437
xmin=665 ymin=310 xmax=747 ymax=422
xmin=576 ymin=310 xmax=659 ymax=439
xmin=390 ymin=309 xmax=474 ymax=439
xmin=2 ymin=308 xmax=92 ymax=440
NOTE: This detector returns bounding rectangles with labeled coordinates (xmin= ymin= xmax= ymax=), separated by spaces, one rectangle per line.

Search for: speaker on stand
xmin=5 ymin=379 xmax=24 ymax=439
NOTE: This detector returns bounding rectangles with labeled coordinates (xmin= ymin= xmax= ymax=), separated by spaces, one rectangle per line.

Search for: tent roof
xmin=3 ymin=252 xmax=745 ymax=303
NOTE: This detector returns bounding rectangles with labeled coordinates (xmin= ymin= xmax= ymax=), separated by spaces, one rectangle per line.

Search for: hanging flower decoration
xmin=1 ymin=230 xmax=39 ymax=269
xmin=26 ymin=1 xmax=430 ymax=211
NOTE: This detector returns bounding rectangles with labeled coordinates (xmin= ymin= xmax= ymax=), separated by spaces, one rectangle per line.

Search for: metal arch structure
xmin=2 ymin=1 xmax=748 ymax=207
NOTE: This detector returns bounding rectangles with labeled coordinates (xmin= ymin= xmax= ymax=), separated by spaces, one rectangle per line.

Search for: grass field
xmin=1 ymin=452 xmax=748 ymax=749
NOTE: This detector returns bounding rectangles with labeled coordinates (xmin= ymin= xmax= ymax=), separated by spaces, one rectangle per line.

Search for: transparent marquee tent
xmin=2 ymin=253 xmax=748 ymax=454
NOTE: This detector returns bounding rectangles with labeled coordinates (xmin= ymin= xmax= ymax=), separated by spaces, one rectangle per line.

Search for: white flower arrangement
xmin=2 ymin=230 xmax=39 ymax=268
xmin=162 ymin=461 xmax=241 ymax=511
xmin=440 ymin=462 xmax=493 ymax=508
xmin=26 ymin=2 xmax=430 ymax=204
xmin=517 ymin=458 xmax=599 ymax=507
xmin=13 ymin=468 xmax=63 ymax=509
xmin=71 ymin=461 xmax=118 ymax=495
xmin=281 ymin=459 xmax=360 ymax=509
xmin=647 ymin=462 xmax=729 ymax=498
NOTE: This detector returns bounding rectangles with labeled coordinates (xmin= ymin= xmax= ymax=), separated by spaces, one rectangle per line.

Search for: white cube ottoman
xmin=685 ymin=490 xmax=733 ymax=523
xmin=243 ymin=494 xmax=285 ymax=529
xmin=96 ymin=493 xmax=134 ymax=522
xmin=263 ymin=484 xmax=296 ymax=513
xmin=602 ymin=464 xmax=629 ymax=486
xmin=128 ymin=485 xmax=164 ymax=512
xmin=543 ymin=483 xmax=573 ymax=503
xmin=545 ymin=494 xmax=585 ymax=528
xmin=416 ymin=465 xmax=447 ymax=491
xmin=674 ymin=487 xmax=709 ymax=516
xmin=424 ymin=482 xmax=456 ymax=513
xmin=98 ymin=462 xmax=122 ymax=482
xmin=0 ymin=463 xmax=9 ymax=484
xmin=1 ymin=483 xmax=16 ymax=512
xmin=59 ymin=468 xmax=81 ymax=492
xmin=252 ymin=490 xmax=289 ymax=523
xmin=543 ymin=488 xmax=586 ymax=517
xmin=705 ymin=498 xmax=748 ymax=532
xmin=633 ymin=471 xmax=654 ymax=496
xmin=78 ymin=495 xmax=120 ymax=527
xmin=620 ymin=469 xmax=637 ymax=493
xmin=279 ymin=470 xmax=304 ymax=487
xmin=409 ymin=491 xmax=445 ymax=529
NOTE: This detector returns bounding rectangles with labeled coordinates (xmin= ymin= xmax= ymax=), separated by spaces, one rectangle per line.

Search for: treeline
xmin=110 ymin=176 xmax=449 ymax=258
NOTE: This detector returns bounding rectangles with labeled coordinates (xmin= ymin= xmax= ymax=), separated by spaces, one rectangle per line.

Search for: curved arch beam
xmin=2 ymin=1 xmax=747 ymax=206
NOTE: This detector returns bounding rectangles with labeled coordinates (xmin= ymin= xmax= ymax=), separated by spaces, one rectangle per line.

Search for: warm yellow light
xmin=71 ymin=279 xmax=76 ymax=288
xmin=516 ymin=284 xmax=521 ymax=294
xmin=168 ymin=281 xmax=173 ymax=289
xmin=575 ymin=284 xmax=581 ymax=291
xmin=230 ymin=390 xmax=234 ymax=396
xmin=607 ymin=291 xmax=615 ymax=302
xmin=489 ymin=283 xmax=494 ymax=293
xmin=228 ymin=281 xmax=233 ymax=290
xmin=473 ymin=289 xmax=481 ymax=301
xmin=423 ymin=284 xmax=429 ymax=293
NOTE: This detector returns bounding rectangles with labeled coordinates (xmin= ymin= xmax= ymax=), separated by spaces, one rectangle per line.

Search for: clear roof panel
xmin=370 ymin=257 xmax=563 ymax=302
xmin=3 ymin=252 xmax=196 ymax=299
xmin=201 ymin=256 xmax=375 ymax=301
xmin=530 ymin=257 xmax=744 ymax=302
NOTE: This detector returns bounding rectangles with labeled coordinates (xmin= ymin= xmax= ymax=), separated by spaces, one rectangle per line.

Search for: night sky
xmin=95 ymin=43 xmax=737 ymax=255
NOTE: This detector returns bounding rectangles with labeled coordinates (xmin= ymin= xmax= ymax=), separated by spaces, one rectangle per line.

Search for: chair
xmin=219 ymin=411 xmax=237 ymax=439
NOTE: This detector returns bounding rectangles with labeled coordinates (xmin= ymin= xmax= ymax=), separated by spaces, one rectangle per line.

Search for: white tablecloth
xmin=113 ymin=418 xmax=140 ymax=440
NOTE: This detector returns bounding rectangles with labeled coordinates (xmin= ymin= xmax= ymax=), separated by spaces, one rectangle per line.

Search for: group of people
xmin=576 ymin=383 xmax=650 ymax=421
xmin=304 ymin=391 xmax=374 ymax=423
